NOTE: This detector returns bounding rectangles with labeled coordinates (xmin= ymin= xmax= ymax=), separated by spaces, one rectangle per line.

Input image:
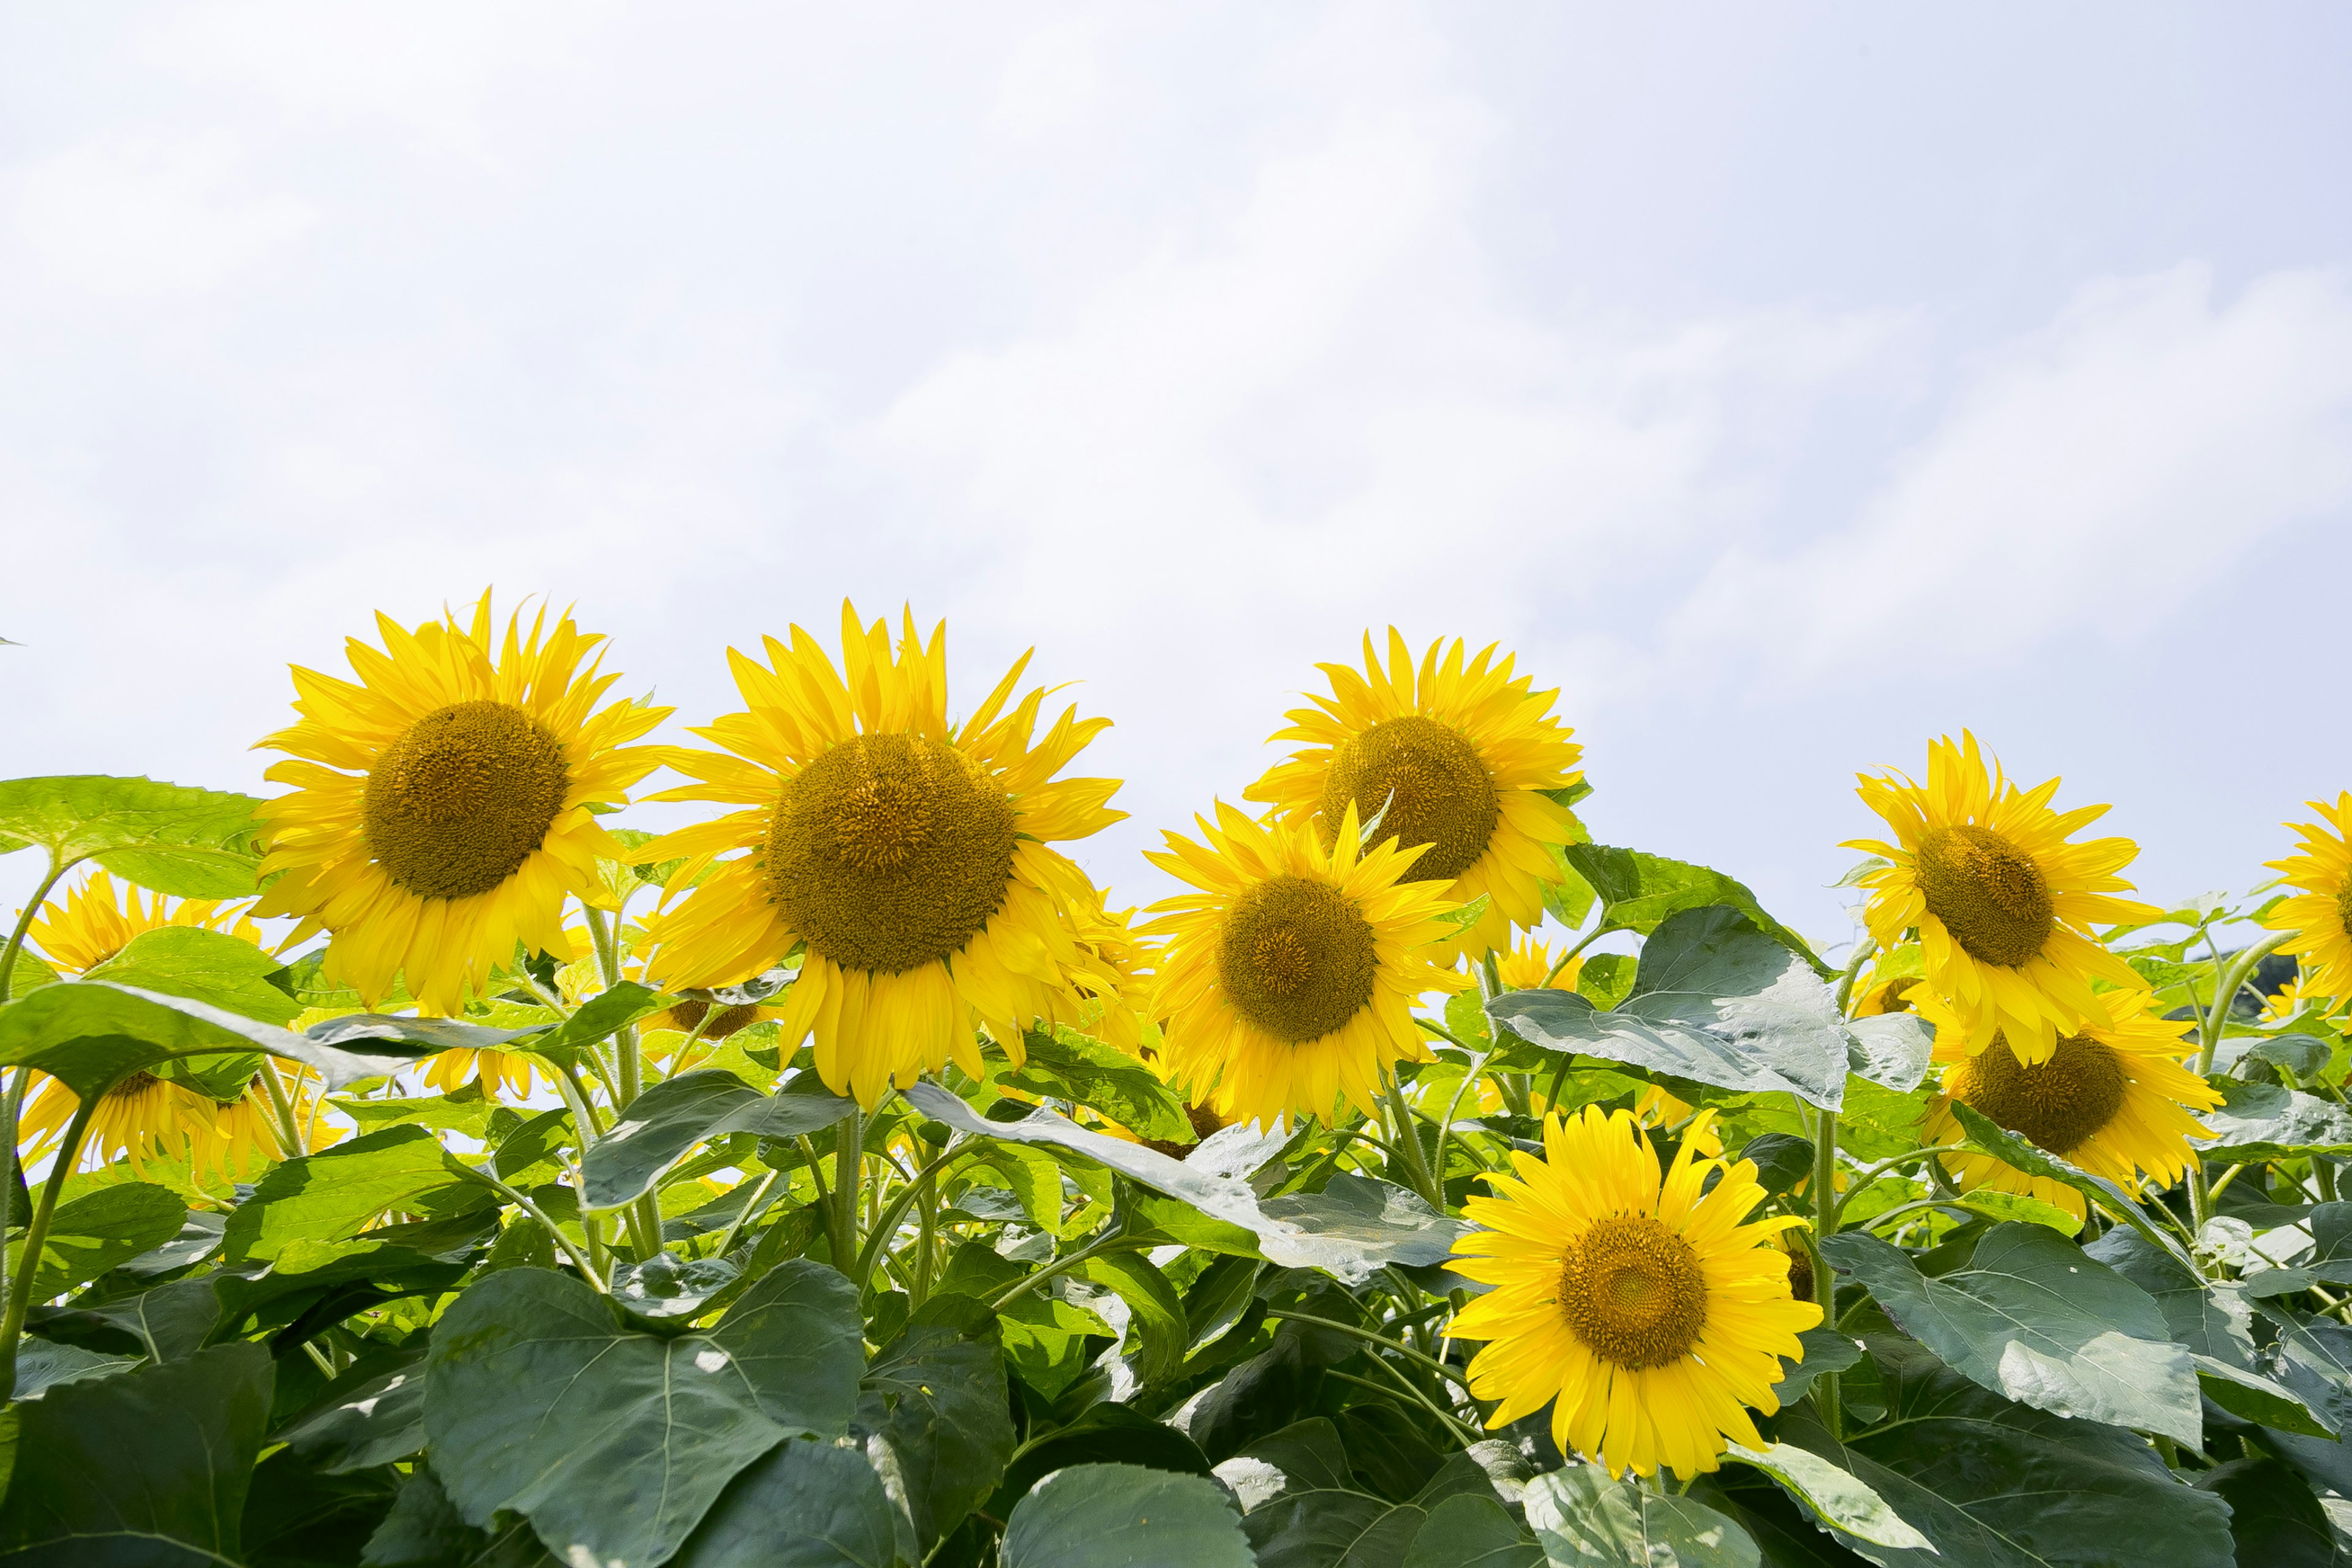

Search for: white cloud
xmin=9 ymin=132 xmax=311 ymax=297
xmin=1664 ymin=264 xmax=2352 ymax=685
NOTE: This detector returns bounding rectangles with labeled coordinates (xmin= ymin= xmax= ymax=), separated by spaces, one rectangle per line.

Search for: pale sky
xmin=4 ymin=3 xmax=2349 ymax=949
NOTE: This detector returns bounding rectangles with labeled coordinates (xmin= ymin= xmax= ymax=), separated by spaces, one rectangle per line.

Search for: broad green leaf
xmin=1236 ymin=1417 xmax=1354 ymax=1496
xmin=81 ymin=927 xmax=302 ymax=1026
xmin=6 ymin=1181 xmax=186 ymax=1300
xmin=671 ymin=1438 xmax=904 ymax=1568
xmin=0 ymin=981 xmax=422 ymax=1099
xmin=964 ymin=1142 xmax=1068 ymax=1235
xmin=1782 ymin=1336 xmax=2236 ymax=1568
xmin=861 ymin=1297 xmax=1016 ymax=1551
xmin=1403 ymin=1492 xmax=1544 ymax=1568
xmin=581 ymin=1069 xmax=853 ymax=1210
xmin=428 ymin=1262 xmax=865 ymax=1568
xmin=1948 ymin=1189 xmax=2082 ymax=1235
xmin=1524 ymin=1466 xmax=1761 ymax=1567
xmin=1445 ymin=987 xmax=1495 ymax=1052
xmin=1949 ymin=1102 xmax=2188 ymax=1261
xmin=332 ymin=1087 xmax=510 ymax=1140
xmin=1489 ymin=907 xmax=1850 ymax=1110
xmin=1821 ymin=1224 xmax=2202 ymax=1442
xmin=86 ymin=1276 xmax=218 ymax=1363
xmin=1563 ymin=843 xmax=1831 ymax=976
xmin=905 ymin=1083 xmax=1451 ymax=1284
xmin=1004 ymin=1026 xmax=1193 ymax=1143
xmin=0 ymin=775 xmax=264 ymax=897
xmin=2199 ymin=1080 xmax=2352 ymax=1159
xmin=360 ymin=1469 xmax=553 ymax=1568
xmin=304 ymin=1012 xmax=545 ymax=1054
xmin=1256 ymin=1174 xmax=1469 ymax=1270
xmin=2260 ymin=1311 xmax=2352 ymax=1497
xmin=221 ymin=1125 xmax=471 ymax=1264
xmin=2239 ymin=1033 xmax=2337 ymax=1084
xmin=523 ymin=981 xmax=679 ymax=1062
xmin=2194 ymin=1457 xmax=2342 ymax=1568
xmin=1244 ymin=1488 xmax=1424 ymax=1566
xmin=1077 ymin=1251 xmax=1189 ymax=1387
xmin=934 ymin=1245 xmax=1110 ymax=1399
xmin=239 ymin=1446 xmax=399 ymax=1568
xmin=993 ymin=1403 xmax=1211 ymax=1518
xmin=1724 ymin=1442 xmax=1934 ymax=1553
xmin=276 ymin=1348 xmax=427 ymax=1474
xmin=0 ymin=1341 xmax=272 ymax=1561
xmin=3 ymin=954 xmax=58 ymax=1003
xmin=1844 ymin=1011 xmax=1933 ymax=1092
xmin=610 ymin=1252 xmax=742 ymax=1326
xmin=13 ymin=1338 xmax=135 ymax=1399
xmin=1768 ymin=1326 xmax=1863 ymax=1408
xmin=1000 ymin=1463 xmax=1253 ymax=1568
xmin=2194 ymin=1355 xmax=2339 ymax=1439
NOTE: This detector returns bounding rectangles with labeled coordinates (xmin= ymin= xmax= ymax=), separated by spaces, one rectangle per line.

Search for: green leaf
xmin=1821 ymin=1224 xmax=2203 ymax=1442
xmin=905 ymin=1084 xmax=1452 ymax=1284
xmin=359 ymin=1469 xmax=553 ymax=1568
xmin=1768 ymin=1327 xmax=1863 ymax=1408
xmin=87 ymin=1277 xmax=221 ymax=1363
xmin=524 ymin=981 xmax=680 ymax=1062
xmin=13 ymin=1338 xmax=136 ymax=1399
xmin=963 ymin=1142 xmax=1068 ymax=1236
xmin=303 ymin=1012 xmax=545 ymax=1054
xmin=239 ymin=1446 xmax=399 ymax=1568
xmin=1000 ymin=1463 xmax=1253 ymax=1568
xmin=1403 ymin=1493 xmax=1544 ymax=1568
xmin=428 ymin=1262 xmax=865 ymax=1568
xmin=0 ymin=775 xmax=263 ymax=897
xmin=2240 ymin=1033 xmax=2337 ymax=1084
xmin=1844 ymin=1012 xmax=1933 ymax=1093
xmin=331 ymin=1087 xmax=509 ymax=1140
xmin=1243 ymin=1488 xmax=1425 ymax=1566
xmin=1005 ymin=1026 xmax=1193 ymax=1143
xmin=1256 ymin=1174 xmax=1469 ymax=1272
xmin=2258 ymin=1311 xmax=2352 ymax=1496
xmin=854 ymin=1294 xmax=1017 ymax=1551
xmin=221 ymin=1125 xmax=470 ymax=1264
xmin=991 ymin=1404 xmax=1211 ymax=1518
xmin=2198 ymin=1080 xmax=2352 ymax=1159
xmin=581 ymin=1069 xmax=853 ymax=1211
xmin=0 ymin=980 xmax=423 ymax=1099
xmin=80 ymin=927 xmax=303 ymax=1027
xmin=1563 ymin=843 xmax=1830 ymax=976
xmin=0 ymin=1341 xmax=272 ymax=1561
xmin=6 ymin=1181 xmax=186 ymax=1300
xmin=1076 ymin=1252 xmax=1189 ymax=1387
xmin=1948 ymin=1102 xmax=2188 ymax=1261
xmin=1724 ymin=1442 xmax=1934 ymax=1554
xmin=1489 ymin=907 xmax=1850 ymax=1110
xmin=2195 ymin=1457 xmax=2343 ymax=1568
xmin=275 ymin=1348 xmax=426 ymax=1474
xmin=670 ymin=1438 xmax=905 ymax=1568
xmin=1782 ymin=1336 xmax=2236 ymax=1568
xmin=1523 ymin=1466 xmax=1761 ymax=1567
xmin=1948 ymin=1189 xmax=2082 ymax=1235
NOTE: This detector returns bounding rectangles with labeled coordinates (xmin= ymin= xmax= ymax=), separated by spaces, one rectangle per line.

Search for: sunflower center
xmin=362 ymin=701 xmax=570 ymax=901
xmin=1956 ymin=1030 xmax=2127 ymax=1155
xmin=1319 ymin=716 xmax=1498 ymax=883
xmin=1559 ymin=1215 xmax=1709 ymax=1370
xmin=2337 ymin=885 xmax=2352 ymax=943
xmin=1216 ymin=875 xmax=1378 ymax=1044
xmin=765 ymin=733 xmax=1016 ymax=975
xmin=1873 ymin=976 xmax=1921 ymax=1014
xmin=1914 ymin=824 xmax=2054 ymax=968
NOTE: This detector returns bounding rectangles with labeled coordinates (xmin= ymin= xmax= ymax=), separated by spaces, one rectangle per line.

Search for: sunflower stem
xmin=1834 ymin=937 xmax=1877 ymax=1017
xmin=258 ymin=1061 xmax=306 ymax=1158
xmin=1381 ymin=1066 xmax=1442 ymax=1211
xmin=2188 ymin=931 xmax=2294 ymax=1230
xmin=448 ymin=1160 xmax=608 ymax=1291
xmin=1264 ymin=1308 xmax=1477 ymax=1393
xmin=1811 ymin=1103 xmax=1842 ymax=1439
xmin=830 ymin=1104 xmax=862 ymax=1279
xmin=0 ymin=1088 xmax=99 ymax=1401
xmin=0 ymin=854 xmax=76 ymax=1336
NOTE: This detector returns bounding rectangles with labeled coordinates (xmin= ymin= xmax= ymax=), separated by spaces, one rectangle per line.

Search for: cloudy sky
xmin=4 ymin=2 xmax=2348 ymax=947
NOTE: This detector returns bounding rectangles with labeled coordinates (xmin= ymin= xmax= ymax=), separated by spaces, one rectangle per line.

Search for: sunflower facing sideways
xmin=1916 ymin=988 xmax=2218 ymax=1219
xmin=252 ymin=594 xmax=669 ymax=1017
xmin=1144 ymin=801 xmax=1467 ymax=1129
xmin=635 ymin=605 xmax=1133 ymax=1106
xmin=1846 ymin=732 xmax=2156 ymax=1064
xmin=24 ymin=869 xmax=261 ymax=975
xmin=1448 ymin=1106 xmax=1820 ymax=1480
xmin=2264 ymin=794 xmax=2352 ymax=1003
xmin=1245 ymin=631 xmax=1583 ymax=958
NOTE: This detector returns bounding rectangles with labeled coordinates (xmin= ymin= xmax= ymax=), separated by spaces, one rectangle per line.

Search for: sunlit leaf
xmin=0 ymin=774 xmax=263 ymax=897
xmin=999 ymin=1464 xmax=1253 ymax=1568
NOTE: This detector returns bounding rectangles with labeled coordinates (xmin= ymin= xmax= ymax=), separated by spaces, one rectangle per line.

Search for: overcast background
xmin=4 ymin=2 xmax=2349 ymax=951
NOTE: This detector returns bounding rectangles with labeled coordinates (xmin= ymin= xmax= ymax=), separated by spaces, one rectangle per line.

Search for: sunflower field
xmin=6 ymin=599 xmax=2352 ymax=1568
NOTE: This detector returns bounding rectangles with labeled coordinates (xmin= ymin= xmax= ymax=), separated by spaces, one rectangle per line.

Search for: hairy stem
xmin=0 ymin=1090 xmax=99 ymax=1401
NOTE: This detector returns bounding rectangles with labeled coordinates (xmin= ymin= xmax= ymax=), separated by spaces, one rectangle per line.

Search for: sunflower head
xmin=1844 ymin=732 xmax=2157 ymax=1064
xmin=1491 ymin=935 xmax=1581 ymax=995
xmin=1917 ymin=987 xmax=2218 ymax=1219
xmin=2264 ymin=794 xmax=2352 ymax=1003
xmin=252 ymin=594 xmax=668 ymax=1016
xmin=1144 ymin=801 xmax=1468 ymax=1129
xmin=26 ymin=870 xmax=259 ymax=977
xmin=636 ymin=603 xmax=1129 ymax=1106
xmin=1243 ymin=630 xmax=1583 ymax=959
xmin=1447 ymin=1106 xmax=1820 ymax=1479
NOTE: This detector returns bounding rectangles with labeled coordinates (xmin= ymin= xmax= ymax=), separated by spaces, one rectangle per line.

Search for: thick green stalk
xmin=1382 ymin=1068 xmax=1442 ymax=1210
xmin=0 ymin=855 xmax=75 ymax=1329
xmin=0 ymin=1091 xmax=99 ymax=1401
xmin=2188 ymin=931 xmax=2294 ymax=1229
xmin=1810 ymin=1104 xmax=1842 ymax=1438
xmin=830 ymin=1104 xmax=862 ymax=1278
xmin=1834 ymin=937 xmax=1877 ymax=1017
xmin=258 ymin=1061 xmax=306 ymax=1158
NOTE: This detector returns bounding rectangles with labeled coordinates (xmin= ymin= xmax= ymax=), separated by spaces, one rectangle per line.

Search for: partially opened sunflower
xmin=1846 ymin=732 xmax=2155 ymax=1063
xmin=253 ymin=594 xmax=668 ymax=1015
xmin=1449 ymin=1106 xmax=1819 ymax=1479
xmin=636 ymin=605 xmax=1131 ymax=1106
xmin=1245 ymin=631 xmax=1582 ymax=958
xmin=1144 ymin=801 xmax=1466 ymax=1128
xmin=2264 ymin=794 xmax=2352 ymax=1003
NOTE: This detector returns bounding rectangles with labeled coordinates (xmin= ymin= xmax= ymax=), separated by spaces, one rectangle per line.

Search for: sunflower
xmin=1143 ymin=801 xmax=1467 ymax=1129
xmin=2261 ymin=974 xmax=2341 ymax=1028
xmin=1448 ymin=1106 xmax=1820 ymax=1480
xmin=24 ymin=869 xmax=260 ymax=976
xmin=420 ymin=1048 xmax=540 ymax=1100
xmin=1845 ymin=733 xmax=2155 ymax=1064
xmin=252 ymin=594 xmax=668 ymax=1017
xmin=2264 ymin=795 xmax=2352 ymax=1002
xmin=635 ymin=605 xmax=1131 ymax=1106
xmin=1491 ymin=936 xmax=1582 ymax=995
xmin=1917 ymin=989 xmax=2218 ymax=1219
xmin=1244 ymin=631 xmax=1583 ymax=958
